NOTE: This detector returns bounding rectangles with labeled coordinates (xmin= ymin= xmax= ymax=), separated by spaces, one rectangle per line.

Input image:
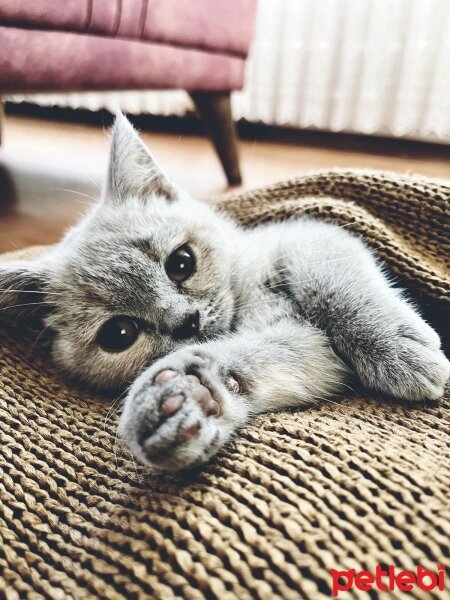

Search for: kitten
xmin=1 ymin=115 xmax=448 ymax=471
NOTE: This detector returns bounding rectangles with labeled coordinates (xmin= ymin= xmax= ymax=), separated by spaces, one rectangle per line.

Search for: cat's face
xmin=0 ymin=115 xmax=238 ymax=391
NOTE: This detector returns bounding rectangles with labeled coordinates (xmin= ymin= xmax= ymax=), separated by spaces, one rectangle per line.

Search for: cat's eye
xmin=96 ymin=316 xmax=140 ymax=352
xmin=165 ymin=245 xmax=196 ymax=284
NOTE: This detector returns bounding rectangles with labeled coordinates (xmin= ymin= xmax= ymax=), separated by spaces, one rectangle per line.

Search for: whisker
xmin=328 ymin=379 xmax=358 ymax=395
xmin=54 ymin=188 xmax=98 ymax=205
xmin=113 ymin=424 xmax=123 ymax=471
xmin=312 ymin=395 xmax=343 ymax=407
xmin=30 ymin=313 xmax=62 ymax=351
xmin=103 ymin=399 xmax=121 ymax=430
xmin=0 ymin=300 xmax=54 ymax=312
xmin=0 ymin=289 xmax=62 ymax=296
xmin=127 ymin=450 xmax=142 ymax=483
xmin=103 ymin=387 xmax=129 ymax=432
xmin=82 ymin=171 xmax=102 ymax=192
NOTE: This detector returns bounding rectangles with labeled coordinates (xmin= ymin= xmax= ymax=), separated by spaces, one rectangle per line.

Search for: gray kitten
xmin=1 ymin=115 xmax=449 ymax=471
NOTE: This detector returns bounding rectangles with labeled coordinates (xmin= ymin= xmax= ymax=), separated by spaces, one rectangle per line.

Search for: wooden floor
xmin=0 ymin=112 xmax=449 ymax=253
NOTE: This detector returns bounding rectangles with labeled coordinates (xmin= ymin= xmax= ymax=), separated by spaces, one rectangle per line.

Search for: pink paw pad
xmin=154 ymin=370 xmax=220 ymax=421
xmin=186 ymin=374 xmax=219 ymax=416
xmin=160 ymin=394 xmax=184 ymax=417
xmin=154 ymin=369 xmax=177 ymax=385
xmin=178 ymin=422 xmax=201 ymax=442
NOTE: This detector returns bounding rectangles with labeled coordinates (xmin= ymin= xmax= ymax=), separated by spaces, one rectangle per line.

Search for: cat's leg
xmin=119 ymin=319 xmax=347 ymax=470
xmin=289 ymin=224 xmax=450 ymax=401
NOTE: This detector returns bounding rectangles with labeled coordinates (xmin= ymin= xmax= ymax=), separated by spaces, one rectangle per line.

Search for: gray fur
xmin=1 ymin=114 xmax=448 ymax=471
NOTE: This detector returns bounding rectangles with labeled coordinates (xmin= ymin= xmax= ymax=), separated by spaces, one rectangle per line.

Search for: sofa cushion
xmin=0 ymin=26 xmax=246 ymax=92
xmin=0 ymin=0 xmax=257 ymax=57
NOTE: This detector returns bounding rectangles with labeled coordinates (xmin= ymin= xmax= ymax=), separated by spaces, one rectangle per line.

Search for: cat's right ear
xmin=0 ymin=262 xmax=51 ymax=321
xmin=104 ymin=113 xmax=177 ymax=205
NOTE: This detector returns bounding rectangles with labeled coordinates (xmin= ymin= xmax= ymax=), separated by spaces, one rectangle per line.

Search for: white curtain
xmin=8 ymin=0 xmax=450 ymax=143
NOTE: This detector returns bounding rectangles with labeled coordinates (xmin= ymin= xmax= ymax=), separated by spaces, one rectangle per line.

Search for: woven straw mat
xmin=0 ymin=170 xmax=449 ymax=599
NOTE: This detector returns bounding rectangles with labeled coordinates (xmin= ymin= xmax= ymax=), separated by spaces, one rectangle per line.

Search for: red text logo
xmin=330 ymin=565 xmax=445 ymax=596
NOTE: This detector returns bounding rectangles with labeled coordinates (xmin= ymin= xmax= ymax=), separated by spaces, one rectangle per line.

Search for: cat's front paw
xmin=360 ymin=328 xmax=449 ymax=402
xmin=119 ymin=351 xmax=244 ymax=470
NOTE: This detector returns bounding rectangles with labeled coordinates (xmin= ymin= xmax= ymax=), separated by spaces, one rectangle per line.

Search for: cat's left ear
xmin=0 ymin=261 xmax=51 ymax=321
xmin=105 ymin=113 xmax=177 ymax=204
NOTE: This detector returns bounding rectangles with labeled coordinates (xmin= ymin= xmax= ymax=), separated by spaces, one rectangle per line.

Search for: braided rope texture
xmin=1 ymin=171 xmax=449 ymax=599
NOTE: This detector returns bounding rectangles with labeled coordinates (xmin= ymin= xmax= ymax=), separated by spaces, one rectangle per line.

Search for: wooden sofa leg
xmin=189 ymin=91 xmax=242 ymax=186
xmin=0 ymin=99 xmax=4 ymax=145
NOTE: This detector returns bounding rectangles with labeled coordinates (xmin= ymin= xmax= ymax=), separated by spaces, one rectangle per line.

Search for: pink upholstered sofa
xmin=0 ymin=0 xmax=258 ymax=184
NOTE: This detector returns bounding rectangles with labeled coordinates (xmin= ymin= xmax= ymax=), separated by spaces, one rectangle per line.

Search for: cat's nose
xmin=172 ymin=311 xmax=200 ymax=340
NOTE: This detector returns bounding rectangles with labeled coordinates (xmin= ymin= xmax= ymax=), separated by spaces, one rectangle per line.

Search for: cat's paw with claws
xmin=119 ymin=351 xmax=245 ymax=470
